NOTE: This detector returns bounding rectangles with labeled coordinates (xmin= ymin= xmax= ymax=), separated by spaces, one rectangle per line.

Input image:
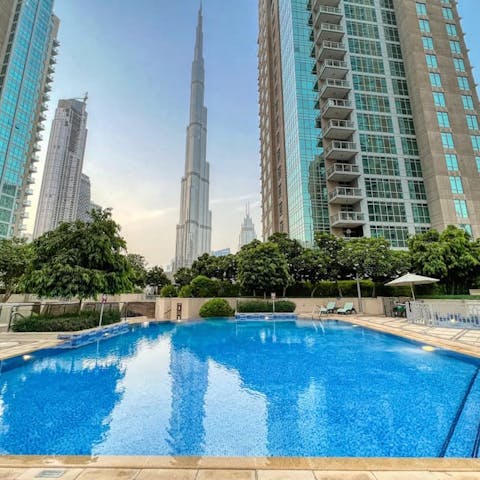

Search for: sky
xmin=27 ymin=0 xmax=480 ymax=268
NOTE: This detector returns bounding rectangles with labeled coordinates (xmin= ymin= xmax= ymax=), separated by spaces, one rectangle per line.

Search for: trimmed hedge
xmin=178 ymin=285 xmax=193 ymax=297
xmin=12 ymin=310 xmax=121 ymax=332
xmin=237 ymin=300 xmax=296 ymax=313
xmin=199 ymin=298 xmax=234 ymax=318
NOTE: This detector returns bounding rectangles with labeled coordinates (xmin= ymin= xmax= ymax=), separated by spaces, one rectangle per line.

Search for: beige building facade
xmin=259 ymin=0 xmax=480 ymax=246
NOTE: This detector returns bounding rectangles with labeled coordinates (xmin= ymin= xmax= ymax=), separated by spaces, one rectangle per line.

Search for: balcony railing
xmin=329 ymin=187 xmax=363 ymax=205
xmin=330 ymin=212 xmax=366 ymax=227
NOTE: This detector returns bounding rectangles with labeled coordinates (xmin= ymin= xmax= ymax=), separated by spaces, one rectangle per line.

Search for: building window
xmin=466 ymin=115 xmax=479 ymax=131
xmin=442 ymin=7 xmax=454 ymax=20
xmin=426 ymin=54 xmax=438 ymax=69
xmin=416 ymin=2 xmax=427 ymax=16
xmin=462 ymin=95 xmax=474 ymax=110
xmin=433 ymin=92 xmax=446 ymax=107
xmin=454 ymin=199 xmax=469 ymax=218
xmin=445 ymin=154 xmax=459 ymax=171
xmin=430 ymin=73 xmax=442 ymax=87
xmin=409 ymin=181 xmax=427 ymax=200
xmin=457 ymin=76 xmax=470 ymax=91
xmin=419 ymin=19 xmax=430 ymax=33
xmin=437 ymin=111 xmax=450 ymax=128
xmin=441 ymin=132 xmax=455 ymax=149
xmin=459 ymin=224 xmax=473 ymax=236
xmin=446 ymin=23 xmax=457 ymax=36
xmin=422 ymin=37 xmax=434 ymax=50
xmin=449 ymin=176 xmax=464 ymax=194
xmin=454 ymin=58 xmax=466 ymax=72
xmin=412 ymin=204 xmax=431 ymax=224
xmin=476 ymin=157 xmax=480 ymax=173
xmin=471 ymin=135 xmax=480 ymax=151
xmin=449 ymin=40 xmax=462 ymax=55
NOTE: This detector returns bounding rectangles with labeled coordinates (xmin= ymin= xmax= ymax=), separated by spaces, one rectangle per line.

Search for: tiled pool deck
xmin=0 ymin=316 xmax=479 ymax=478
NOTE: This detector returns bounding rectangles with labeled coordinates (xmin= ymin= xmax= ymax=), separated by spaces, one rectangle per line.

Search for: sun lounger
xmin=337 ymin=302 xmax=355 ymax=314
xmin=319 ymin=302 xmax=336 ymax=314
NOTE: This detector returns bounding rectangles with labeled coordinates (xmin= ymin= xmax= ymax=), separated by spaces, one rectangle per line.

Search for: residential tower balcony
xmin=327 ymin=163 xmax=361 ymax=182
xmin=312 ymin=0 xmax=341 ymax=11
xmin=318 ymin=40 xmax=346 ymax=61
xmin=324 ymin=119 xmax=356 ymax=140
xmin=321 ymin=98 xmax=353 ymax=119
xmin=315 ymin=23 xmax=344 ymax=43
xmin=320 ymin=79 xmax=351 ymax=99
xmin=22 ymin=200 xmax=32 ymax=207
xmin=330 ymin=211 xmax=366 ymax=228
xmin=313 ymin=5 xmax=342 ymax=26
xmin=318 ymin=59 xmax=348 ymax=80
xmin=329 ymin=187 xmax=363 ymax=205
xmin=325 ymin=141 xmax=358 ymax=161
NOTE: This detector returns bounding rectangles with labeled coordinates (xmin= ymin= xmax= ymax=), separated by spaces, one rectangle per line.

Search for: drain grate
xmin=35 ymin=470 xmax=66 ymax=478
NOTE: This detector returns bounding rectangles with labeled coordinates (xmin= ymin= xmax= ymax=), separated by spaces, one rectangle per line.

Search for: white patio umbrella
xmin=385 ymin=273 xmax=440 ymax=300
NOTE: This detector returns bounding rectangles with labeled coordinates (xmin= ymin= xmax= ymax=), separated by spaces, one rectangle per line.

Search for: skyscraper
xmin=258 ymin=0 xmax=480 ymax=247
xmin=238 ymin=205 xmax=257 ymax=249
xmin=0 ymin=0 xmax=59 ymax=239
xmin=174 ymin=6 xmax=212 ymax=270
xmin=34 ymin=97 xmax=88 ymax=238
xmin=77 ymin=173 xmax=91 ymax=222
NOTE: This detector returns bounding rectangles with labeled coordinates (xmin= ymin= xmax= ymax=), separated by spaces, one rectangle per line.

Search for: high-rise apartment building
xmin=77 ymin=173 xmax=91 ymax=222
xmin=259 ymin=0 xmax=480 ymax=247
xmin=174 ymin=7 xmax=212 ymax=270
xmin=34 ymin=98 xmax=88 ymax=238
xmin=0 ymin=0 xmax=59 ymax=238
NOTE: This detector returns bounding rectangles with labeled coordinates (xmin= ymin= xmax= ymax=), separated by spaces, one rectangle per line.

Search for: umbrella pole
xmin=411 ymin=283 xmax=416 ymax=301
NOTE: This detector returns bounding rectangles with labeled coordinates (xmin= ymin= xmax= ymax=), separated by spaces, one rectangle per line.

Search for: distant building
xmin=0 ymin=0 xmax=59 ymax=238
xmin=212 ymin=248 xmax=231 ymax=258
xmin=238 ymin=206 xmax=257 ymax=249
xmin=77 ymin=174 xmax=91 ymax=222
xmin=77 ymin=175 xmax=101 ymax=222
xmin=174 ymin=6 xmax=212 ymax=270
xmin=34 ymin=97 xmax=88 ymax=238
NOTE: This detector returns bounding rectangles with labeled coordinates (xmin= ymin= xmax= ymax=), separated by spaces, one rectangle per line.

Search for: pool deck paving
xmin=0 ymin=316 xmax=479 ymax=477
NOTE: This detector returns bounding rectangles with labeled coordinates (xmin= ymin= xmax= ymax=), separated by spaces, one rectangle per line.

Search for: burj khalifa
xmin=174 ymin=5 xmax=212 ymax=271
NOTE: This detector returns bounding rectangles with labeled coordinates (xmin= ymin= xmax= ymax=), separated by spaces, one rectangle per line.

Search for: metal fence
xmin=406 ymin=301 xmax=480 ymax=329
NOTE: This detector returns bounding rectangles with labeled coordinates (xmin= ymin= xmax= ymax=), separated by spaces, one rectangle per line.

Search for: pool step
xmin=442 ymin=366 xmax=480 ymax=457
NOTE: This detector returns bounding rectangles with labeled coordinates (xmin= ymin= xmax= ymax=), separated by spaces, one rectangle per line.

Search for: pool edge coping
xmin=0 ymin=456 xmax=479 ymax=471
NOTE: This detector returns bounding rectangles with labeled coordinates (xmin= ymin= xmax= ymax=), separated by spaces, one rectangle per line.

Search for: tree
xmin=191 ymin=254 xmax=220 ymax=279
xmin=237 ymin=242 xmax=292 ymax=296
xmin=409 ymin=226 xmax=480 ymax=294
xmin=268 ymin=233 xmax=304 ymax=262
xmin=314 ymin=233 xmax=345 ymax=281
xmin=126 ymin=253 xmax=147 ymax=289
xmin=0 ymin=238 xmax=31 ymax=301
xmin=340 ymin=237 xmax=400 ymax=296
xmin=190 ymin=275 xmax=220 ymax=297
xmin=23 ymin=209 xmax=133 ymax=305
xmin=174 ymin=267 xmax=194 ymax=287
xmin=146 ymin=266 xmax=171 ymax=293
xmin=290 ymin=248 xmax=327 ymax=284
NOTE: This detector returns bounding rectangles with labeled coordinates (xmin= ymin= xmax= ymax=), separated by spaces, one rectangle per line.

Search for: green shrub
xmin=237 ymin=300 xmax=296 ymax=313
xmin=190 ymin=275 xmax=220 ymax=297
xmin=199 ymin=298 xmax=234 ymax=318
xmin=275 ymin=300 xmax=296 ymax=312
xmin=12 ymin=310 xmax=121 ymax=332
xmin=311 ymin=280 xmax=375 ymax=297
xmin=311 ymin=281 xmax=338 ymax=297
xmin=160 ymin=284 xmax=178 ymax=297
xmin=178 ymin=285 xmax=193 ymax=297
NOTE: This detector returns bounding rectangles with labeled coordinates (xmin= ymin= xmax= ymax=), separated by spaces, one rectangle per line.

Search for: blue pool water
xmin=0 ymin=319 xmax=479 ymax=457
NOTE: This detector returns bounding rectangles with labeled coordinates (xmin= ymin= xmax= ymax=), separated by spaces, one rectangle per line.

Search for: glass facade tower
xmin=259 ymin=0 xmax=480 ymax=246
xmin=0 ymin=0 xmax=58 ymax=238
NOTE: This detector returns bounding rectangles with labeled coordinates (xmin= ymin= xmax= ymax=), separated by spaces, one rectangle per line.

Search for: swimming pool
xmin=0 ymin=319 xmax=479 ymax=457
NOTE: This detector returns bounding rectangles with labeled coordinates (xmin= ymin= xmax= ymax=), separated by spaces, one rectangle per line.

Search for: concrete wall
xmin=154 ymin=297 xmax=385 ymax=321
xmin=6 ymin=293 xmax=150 ymax=303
